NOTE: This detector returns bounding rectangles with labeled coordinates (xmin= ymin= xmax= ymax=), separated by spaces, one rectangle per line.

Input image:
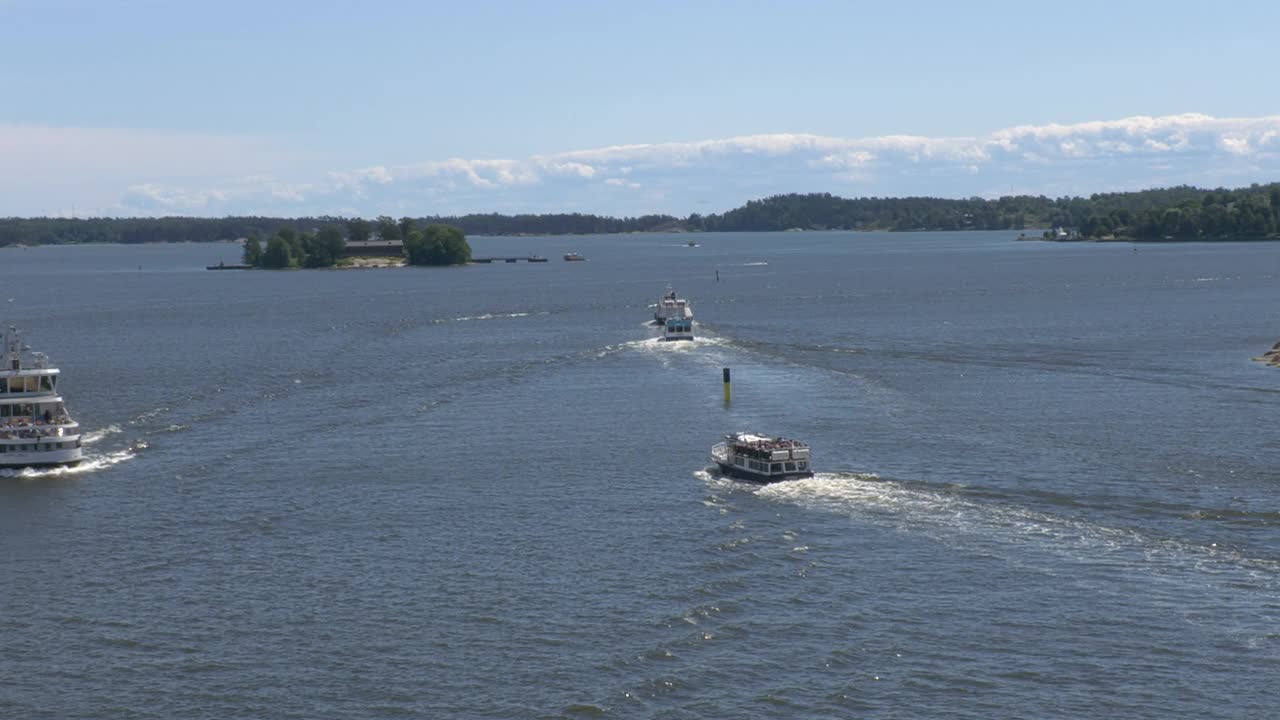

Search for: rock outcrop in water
xmin=1252 ymin=341 xmax=1280 ymax=366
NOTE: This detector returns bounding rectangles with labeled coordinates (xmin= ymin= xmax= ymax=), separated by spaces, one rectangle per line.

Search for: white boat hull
xmin=0 ymin=446 xmax=83 ymax=468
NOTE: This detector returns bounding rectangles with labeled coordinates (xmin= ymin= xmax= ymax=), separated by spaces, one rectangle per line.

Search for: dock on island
xmin=472 ymin=256 xmax=549 ymax=264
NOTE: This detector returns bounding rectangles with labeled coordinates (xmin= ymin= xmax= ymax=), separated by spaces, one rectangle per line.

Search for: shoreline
xmin=10 ymin=227 xmax=1280 ymax=251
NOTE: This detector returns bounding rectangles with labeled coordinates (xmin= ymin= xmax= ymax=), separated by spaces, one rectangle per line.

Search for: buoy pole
xmin=723 ymin=367 xmax=731 ymax=405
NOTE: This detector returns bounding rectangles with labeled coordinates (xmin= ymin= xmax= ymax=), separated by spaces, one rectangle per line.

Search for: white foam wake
xmin=596 ymin=336 xmax=729 ymax=358
xmin=81 ymin=424 xmax=123 ymax=445
xmin=737 ymin=472 xmax=1280 ymax=582
xmin=0 ymin=446 xmax=139 ymax=479
xmin=440 ymin=311 xmax=548 ymax=324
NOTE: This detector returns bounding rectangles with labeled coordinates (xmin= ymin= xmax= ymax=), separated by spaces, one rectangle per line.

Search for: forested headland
xmin=2 ymin=182 xmax=1278 ymax=246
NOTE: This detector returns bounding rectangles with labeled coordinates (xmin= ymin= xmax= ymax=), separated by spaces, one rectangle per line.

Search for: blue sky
xmin=3 ymin=0 xmax=1280 ymax=217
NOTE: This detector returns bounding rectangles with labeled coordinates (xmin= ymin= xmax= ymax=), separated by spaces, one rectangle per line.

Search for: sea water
xmin=2 ymin=232 xmax=1278 ymax=718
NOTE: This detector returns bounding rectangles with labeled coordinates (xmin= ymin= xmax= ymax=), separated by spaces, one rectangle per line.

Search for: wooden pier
xmin=472 ymin=256 xmax=549 ymax=264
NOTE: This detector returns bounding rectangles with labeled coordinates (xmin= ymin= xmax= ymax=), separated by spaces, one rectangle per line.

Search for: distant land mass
xmin=2 ymin=182 xmax=1278 ymax=246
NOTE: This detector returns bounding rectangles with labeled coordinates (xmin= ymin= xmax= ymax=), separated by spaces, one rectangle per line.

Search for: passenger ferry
xmin=0 ymin=327 xmax=83 ymax=468
xmin=711 ymin=433 xmax=812 ymax=482
xmin=661 ymin=316 xmax=694 ymax=342
xmin=653 ymin=289 xmax=692 ymax=324
xmin=563 ymin=252 xmax=586 ymax=261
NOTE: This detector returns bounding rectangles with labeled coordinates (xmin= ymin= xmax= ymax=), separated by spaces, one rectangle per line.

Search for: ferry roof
xmin=728 ymin=432 xmax=806 ymax=444
xmin=0 ymin=394 xmax=63 ymax=404
xmin=0 ymin=367 xmax=61 ymax=377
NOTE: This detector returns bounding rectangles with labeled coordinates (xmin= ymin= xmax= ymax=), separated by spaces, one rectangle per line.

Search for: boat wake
xmin=81 ymin=424 xmax=124 ymax=445
xmin=0 ymin=444 xmax=141 ymax=479
xmin=703 ymin=470 xmax=1280 ymax=588
xmin=597 ymin=336 xmax=730 ymax=358
xmin=436 ymin=311 xmax=550 ymax=324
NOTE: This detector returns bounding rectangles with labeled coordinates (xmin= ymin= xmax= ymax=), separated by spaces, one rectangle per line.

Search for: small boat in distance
xmin=686 ymin=238 xmax=699 ymax=247
xmin=528 ymin=255 xmax=549 ymax=262
xmin=206 ymin=261 xmax=252 ymax=270
xmin=564 ymin=252 xmax=586 ymax=261
xmin=0 ymin=326 xmax=84 ymax=468
xmin=711 ymin=433 xmax=812 ymax=482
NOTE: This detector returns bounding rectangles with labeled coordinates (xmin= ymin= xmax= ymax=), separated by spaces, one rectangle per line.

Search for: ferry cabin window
xmin=785 ymin=462 xmax=796 ymax=472
xmin=4 ymin=403 xmax=33 ymax=417
xmin=771 ymin=463 xmax=782 ymax=473
xmin=41 ymin=376 xmax=54 ymax=391
xmin=797 ymin=462 xmax=807 ymax=470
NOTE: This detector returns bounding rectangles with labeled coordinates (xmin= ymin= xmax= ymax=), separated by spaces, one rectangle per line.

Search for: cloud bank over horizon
xmin=6 ymin=113 xmax=1280 ymax=218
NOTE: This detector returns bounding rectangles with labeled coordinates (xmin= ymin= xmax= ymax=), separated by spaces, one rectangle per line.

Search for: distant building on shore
xmin=342 ymin=237 xmax=404 ymax=257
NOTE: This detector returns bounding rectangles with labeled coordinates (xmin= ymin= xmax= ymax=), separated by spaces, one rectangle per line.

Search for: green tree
xmin=405 ymin=224 xmax=471 ymax=266
xmin=375 ymin=215 xmax=402 ymax=242
xmin=346 ymin=218 xmax=372 ymax=243
xmin=314 ymin=226 xmax=346 ymax=266
xmin=242 ymin=234 xmax=263 ymax=266
xmin=402 ymin=229 xmax=426 ymax=261
xmin=261 ymin=235 xmax=293 ymax=268
xmin=435 ymin=225 xmax=471 ymax=264
xmin=398 ymin=216 xmax=416 ymax=239
xmin=288 ymin=232 xmax=307 ymax=267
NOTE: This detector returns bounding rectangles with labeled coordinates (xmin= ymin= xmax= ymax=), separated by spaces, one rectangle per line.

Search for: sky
xmin=2 ymin=0 xmax=1280 ymax=218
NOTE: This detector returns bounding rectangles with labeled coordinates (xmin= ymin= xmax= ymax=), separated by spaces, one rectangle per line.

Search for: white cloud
xmin=1219 ymin=136 xmax=1251 ymax=155
xmin=6 ymin=113 xmax=1280 ymax=217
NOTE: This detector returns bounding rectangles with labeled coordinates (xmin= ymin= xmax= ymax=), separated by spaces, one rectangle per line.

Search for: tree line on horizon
xmin=2 ymin=182 xmax=1278 ymax=246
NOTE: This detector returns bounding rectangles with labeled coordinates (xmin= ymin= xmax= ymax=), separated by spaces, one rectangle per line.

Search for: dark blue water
xmin=2 ymin=232 xmax=1279 ymax=718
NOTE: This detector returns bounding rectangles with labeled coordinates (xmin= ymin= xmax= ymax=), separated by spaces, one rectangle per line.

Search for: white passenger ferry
xmin=661 ymin=315 xmax=694 ymax=342
xmin=0 ymin=327 xmax=83 ymax=468
xmin=653 ymin=289 xmax=692 ymax=324
xmin=711 ymin=433 xmax=812 ymax=482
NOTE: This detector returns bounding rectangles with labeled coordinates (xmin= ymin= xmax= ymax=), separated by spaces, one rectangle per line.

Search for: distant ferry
xmin=0 ymin=326 xmax=83 ymax=468
xmin=711 ymin=433 xmax=812 ymax=482
xmin=563 ymin=252 xmax=586 ymax=261
xmin=686 ymin=239 xmax=699 ymax=247
xmin=661 ymin=316 xmax=694 ymax=342
xmin=653 ymin=289 xmax=692 ymax=324
xmin=528 ymin=255 xmax=549 ymax=263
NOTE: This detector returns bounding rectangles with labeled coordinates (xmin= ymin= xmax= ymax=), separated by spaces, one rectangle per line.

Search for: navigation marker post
xmin=723 ymin=367 xmax=731 ymax=405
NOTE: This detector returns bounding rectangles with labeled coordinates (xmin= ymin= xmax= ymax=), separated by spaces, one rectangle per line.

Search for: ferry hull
xmin=0 ymin=448 xmax=84 ymax=469
xmin=715 ymin=461 xmax=813 ymax=483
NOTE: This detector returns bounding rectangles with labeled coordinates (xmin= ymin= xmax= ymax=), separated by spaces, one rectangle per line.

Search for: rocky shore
xmin=342 ymin=256 xmax=406 ymax=268
xmin=1252 ymin=341 xmax=1280 ymax=367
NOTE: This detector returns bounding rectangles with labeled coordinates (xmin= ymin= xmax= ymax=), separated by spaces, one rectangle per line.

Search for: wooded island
xmin=241 ymin=219 xmax=471 ymax=269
